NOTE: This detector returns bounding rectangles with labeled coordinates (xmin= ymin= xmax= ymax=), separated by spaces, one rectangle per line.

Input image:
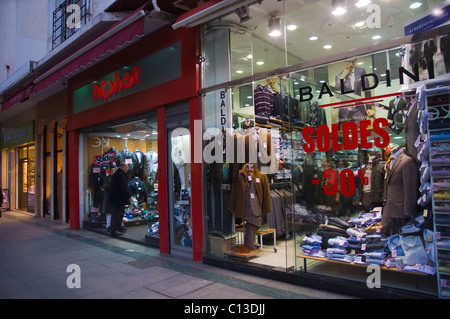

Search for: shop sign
xmin=404 ymin=3 xmax=450 ymax=35
xmin=93 ymin=151 xmax=118 ymax=166
xmin=1 ymin=121 xmax=34 ymax=149
xmin=298 ymin=64 xmax=426 ymax=103
xmin=93 ymin=66 xmax=141 ymax=101
xmin=73 ymin=41 xmax=182 ymax=114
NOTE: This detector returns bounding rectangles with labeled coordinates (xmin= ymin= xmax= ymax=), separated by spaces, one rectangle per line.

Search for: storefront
xmin=176 ymin=0 xmax=450 ymax=298
xmin=67 ymin=24 xmax=203 ymax=260
xmin=1 ymin=120 xmax=36 ymax=213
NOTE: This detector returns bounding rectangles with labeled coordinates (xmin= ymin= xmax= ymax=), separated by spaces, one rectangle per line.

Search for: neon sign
xmin=93 ymin=66 xmax=141 ymax=101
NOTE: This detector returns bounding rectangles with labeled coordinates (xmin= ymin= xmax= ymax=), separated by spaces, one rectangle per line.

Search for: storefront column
xmin=68 ymin=129 xmax=80 ymax=229
xmin=190 ymin=96 xmax=203 ymax=261
xmin=157 ymin=106 xmax=169 ymax=254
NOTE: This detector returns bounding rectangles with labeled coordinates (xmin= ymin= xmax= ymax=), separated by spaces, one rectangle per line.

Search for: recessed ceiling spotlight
xmin=256 ymin=61 xmax=264 ymax=65
xmin=247 ymin=54 xmax=253 ymax=59
xmin=268 ymin=15 xmax=282 ymax=37
xmin=323 ymin=44 xmax=333 ymax=49
xmin=287 ymin=24 xmax=298 ymax=31
xmin=236 ymin=70 xmax=244 ymax=73
xmin=309 ymin=36 xmax=318 ymax=40
xmin=409 ymin=1 xmax=422 ymax=9
xmin=372 ymin=34 xmax=381 ymax=40
xmin=354 ymin=21 xmax=365 ymax=28
xmin=331 ymin=0 xmax=347 ymax=16
xmin=355 ymin=0 xmax=371 ymax=8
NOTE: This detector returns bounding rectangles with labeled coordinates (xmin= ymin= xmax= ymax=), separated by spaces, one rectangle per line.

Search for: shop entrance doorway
xmin=168 ymin=127 xmax=192 ymax=253
xmin=17 ymin=144 xmax=35 ymax=213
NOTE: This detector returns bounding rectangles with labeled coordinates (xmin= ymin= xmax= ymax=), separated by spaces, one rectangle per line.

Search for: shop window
xmin=83 ymin=114 xmax=159 ymax=246
xmin=202 ymin=0 xmax=448 ymax=87
xmin=203 ymin=44 xmax=443 ymax=295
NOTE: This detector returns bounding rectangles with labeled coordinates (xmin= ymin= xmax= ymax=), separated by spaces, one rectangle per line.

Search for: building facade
xmin=1 ymin=0 xmax=450 ymax=299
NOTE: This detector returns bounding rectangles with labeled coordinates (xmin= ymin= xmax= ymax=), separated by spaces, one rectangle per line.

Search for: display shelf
xmin=426 ymin=81 xmax=450 ymax=299
xmin=297 ymin=254 xmax=430 ymax=277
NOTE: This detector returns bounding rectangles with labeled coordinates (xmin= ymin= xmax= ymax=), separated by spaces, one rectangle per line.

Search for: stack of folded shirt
xmin=347 ymin=236 xmax=365 ymax=251
xmin=301 ymin=235 xmax=325 ymax=257
xmin=363 ymin=250 xmax=386 ymax=265
xmin=326 ymin=236 xmax=349 ymax=261
xmin=317 ymin=217 xmax=350 ymax=249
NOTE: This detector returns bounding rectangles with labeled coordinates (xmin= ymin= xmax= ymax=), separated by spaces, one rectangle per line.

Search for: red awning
xmin=34 ymin=4 xmax=147 ymax=94
xmin=1 ymin=3 xmax=148 ymax=111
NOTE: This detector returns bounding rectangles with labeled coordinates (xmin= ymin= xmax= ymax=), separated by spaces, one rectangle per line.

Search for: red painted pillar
xmin=157 ymin=106 xmax=169 ymax=254
xmin=190 ymin=96 xmax=203 ymax=262
xmin=68 ymin=130 xmax=80 ymax=229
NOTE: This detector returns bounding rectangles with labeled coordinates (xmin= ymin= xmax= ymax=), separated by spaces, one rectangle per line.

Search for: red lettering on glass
xmin=93 ymin=66 xmax=141 ymax=101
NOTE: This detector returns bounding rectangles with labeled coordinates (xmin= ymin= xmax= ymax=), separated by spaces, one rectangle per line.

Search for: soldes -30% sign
xmin=313 ymin=168 xmax=369 ymax=197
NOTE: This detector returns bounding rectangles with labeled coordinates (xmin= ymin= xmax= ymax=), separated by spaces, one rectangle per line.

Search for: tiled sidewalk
xmin=0 ymin=210 xmax=352 ymax=300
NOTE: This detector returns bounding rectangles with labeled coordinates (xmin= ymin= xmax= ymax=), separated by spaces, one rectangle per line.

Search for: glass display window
xmin=82 ymin=114 xmax=159 ymax=246
xmin=202 ymin=34 xmax=448 ymax=294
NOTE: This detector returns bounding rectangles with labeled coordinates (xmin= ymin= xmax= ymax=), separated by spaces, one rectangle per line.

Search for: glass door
xmin=168 ymin=127 xmax=192 ymax=251
xmin=17 ymin=145 xmax=35 ymax=213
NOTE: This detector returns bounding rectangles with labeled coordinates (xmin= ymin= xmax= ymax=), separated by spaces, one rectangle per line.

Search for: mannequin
xmin=382 ymin=148 xmax=419 ymax=235
xmin=129 ymin=176 xmax=148 ymax=205
xmin=145 ymin=148 xmax=158 ymax=183
xmin=229 ymin=163 xmax=272 ymax=250
xmin=134 ymin=148 xmax=146 ymax=179
xmin=359 ymin=156 xmax=384 ymax=210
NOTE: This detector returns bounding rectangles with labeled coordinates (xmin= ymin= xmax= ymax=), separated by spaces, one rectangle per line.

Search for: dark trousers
xmin=110 ymin=205 xmax=125 ymax=232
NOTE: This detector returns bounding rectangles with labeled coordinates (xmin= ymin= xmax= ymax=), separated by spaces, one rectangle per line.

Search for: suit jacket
xmin=229 ymin=163 xmax=271 ymax=220
xmin=335 ymin=67 xmax=372 ymax=119
xmin=383 ymin=151 xmax=419 ymax=219
xmin=404 ymin=99 xmax=420 ymax=162
xmin=335 ymin=67 xmax=371 ymax=97
xmin=387 ymin=97 xmax=406 ymax=121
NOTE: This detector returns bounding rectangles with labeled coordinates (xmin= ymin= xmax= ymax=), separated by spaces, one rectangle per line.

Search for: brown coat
xmin=229 ymin=163 xmax=272 ymax=220
xmin=382 ymin=151 xmax=419 ymax=220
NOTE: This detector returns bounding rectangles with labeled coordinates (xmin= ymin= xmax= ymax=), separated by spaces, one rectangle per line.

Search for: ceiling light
xmin=287 ymin=24 xmax=298 ymax=31
xmin=409 ymin=1 xmax=422 ymax=9
xmin=354 ymin=21 xmax=365 ymax=28
xmin=331 ymin=0 xmax=347 ymax=16
xmin=268 ymin=15 xmax=282 ymax=37
xmin=432 ymin=8 xmax=444 ymax=16
xmin=247 ymin=54 xmax=253 ymax=59
xmin=323 ymin=44 xmax=333 ymax=49
xmin=256 ymin=61 xmax=264 ymax=65
xmin=372 ymin=34 xmax=381 ymax=40
xmin=236 ymin=70 xmax=244 ymax=73
xmin=309 ymin=36 xmax=318 ymax=40
xmin=355 ymin=0 xmax=371 ymax=8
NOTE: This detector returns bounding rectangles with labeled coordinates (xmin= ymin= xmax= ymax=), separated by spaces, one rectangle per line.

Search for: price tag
xmin=250 ymin=193 xmax=255 ymax=199
xmin=125 ymin=159 xmax=132 ymax=164
xmin=248 ymin=175 xmax=252 ymax=181
xmin=256 ymin=178 xmax=260 ymax=183
xmin=361 ymin=244 xmax=366 ymax=251
xmin=376 ymin=226 xmax=381 ymax=233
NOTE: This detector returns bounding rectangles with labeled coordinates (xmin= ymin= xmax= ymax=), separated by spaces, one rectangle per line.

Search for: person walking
xmin=102 ymin=166 xmax=117 ymax=231
xmin=108 ymin=162 xmax=132 ymax=236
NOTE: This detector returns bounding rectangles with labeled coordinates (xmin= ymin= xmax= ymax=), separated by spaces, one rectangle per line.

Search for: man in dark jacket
xmin=108 ymin=162 xmax=132 ymax=235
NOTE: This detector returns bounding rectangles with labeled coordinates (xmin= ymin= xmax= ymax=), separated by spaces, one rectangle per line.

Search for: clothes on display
xmin=87 ymin=143 xmax=159 ymax=237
